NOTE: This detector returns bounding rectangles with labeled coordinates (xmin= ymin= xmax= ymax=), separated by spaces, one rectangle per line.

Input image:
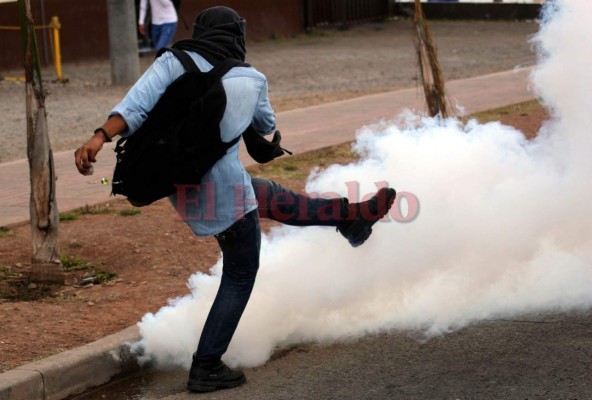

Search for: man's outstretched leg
xmin=336 ymin=187 xmax=396 ymax=247
xmin=187 ymin=210 xmax=260 ymax=392
xmin=252 ymin=178 xmax=396 ymax=247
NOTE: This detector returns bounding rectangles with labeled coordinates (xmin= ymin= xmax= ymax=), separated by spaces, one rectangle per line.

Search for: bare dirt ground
xmin=0 ymin=20 xmax=544 ymax=373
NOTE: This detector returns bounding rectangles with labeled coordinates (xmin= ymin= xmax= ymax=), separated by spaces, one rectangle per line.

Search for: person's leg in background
xmin=151 ymin=22 xmax=177 ymax=51
xmin=150 ymin=23 xmax=163 ymax=50
xmin=187 ymin=210 xmax=261 ymax=392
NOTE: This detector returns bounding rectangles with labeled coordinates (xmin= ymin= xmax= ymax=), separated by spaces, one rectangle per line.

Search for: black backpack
xmin=111 ymin=48 xmax=246 ymax=207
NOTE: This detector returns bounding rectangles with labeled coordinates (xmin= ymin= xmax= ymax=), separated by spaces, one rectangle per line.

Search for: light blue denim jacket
xmin=110 ymin=50 xmax=276 ymax=236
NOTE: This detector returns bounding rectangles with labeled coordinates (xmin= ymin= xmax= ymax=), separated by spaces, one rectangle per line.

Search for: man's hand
xmin=139 ymin=23 xmax=146 ymax=35
xmin=74 ymin=135 xmax=105 ymax=175
xmin=75 ymin=116 xmax=125 ymax=175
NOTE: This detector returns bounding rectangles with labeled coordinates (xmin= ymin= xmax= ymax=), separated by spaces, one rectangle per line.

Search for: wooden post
xmin=413 ymin=0 xmax=448 ymax=118
xmin=18 ymin=0 xmax=64 ymax=284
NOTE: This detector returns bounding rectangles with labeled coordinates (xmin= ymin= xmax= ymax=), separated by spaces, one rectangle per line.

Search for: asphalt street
xmin=75 ymin=313 xmax=592 ymax=400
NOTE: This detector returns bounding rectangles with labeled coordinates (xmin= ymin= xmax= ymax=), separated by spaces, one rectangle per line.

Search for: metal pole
xmin=50 ymin=16 xmax=62 ymax=81
xmin=107 ymin=0 xmax=140 ymax=85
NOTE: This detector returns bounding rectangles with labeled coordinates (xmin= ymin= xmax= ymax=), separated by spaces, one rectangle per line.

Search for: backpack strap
xmin=156 ymin=47 xmax=199 ymax=72
xmin=157 ymin=48 xmax=250 ymax=81
xmin=153 ymin=51 xmax=248 ymax=151
xmin=203 ymin=59 xmax=250 ymax=150
xmin=205 ymin=58 xmax=249 ymax=86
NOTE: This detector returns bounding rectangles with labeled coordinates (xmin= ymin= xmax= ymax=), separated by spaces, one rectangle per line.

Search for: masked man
xmin=75 ymin=6 xmax=396 ymax=393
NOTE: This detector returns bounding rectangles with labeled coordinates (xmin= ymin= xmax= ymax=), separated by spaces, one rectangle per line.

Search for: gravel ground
xmin=0 ymin=19 xmax=539 ymax=163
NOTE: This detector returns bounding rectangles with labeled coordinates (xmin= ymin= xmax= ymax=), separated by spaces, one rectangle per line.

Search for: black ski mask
xmin=172 ymin=6 xmax=247 ymax=64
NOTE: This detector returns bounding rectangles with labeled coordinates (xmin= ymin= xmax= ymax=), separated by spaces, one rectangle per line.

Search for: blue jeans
xmin=196 ymin=209 xmax=261 ymax=359
xmin=195 ymin=179 xmax=346 ymax=360
xmin=151 ymin=22 xmax=177 ymax=51
xmin=252 ymin=178 xmax=345 ymax=227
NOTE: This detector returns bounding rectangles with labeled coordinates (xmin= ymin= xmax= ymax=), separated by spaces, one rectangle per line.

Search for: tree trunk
xmin=413 ymin=0 xmax=448 ymax=118
xmin=19 ymin=0 xmax=64 ymax=283
xmin=107 ymin=0 xmax=140 ymax=85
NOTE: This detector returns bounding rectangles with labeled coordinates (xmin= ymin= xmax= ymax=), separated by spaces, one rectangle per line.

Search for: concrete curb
xmin=0 ymin=326 xmax=140 ymax=400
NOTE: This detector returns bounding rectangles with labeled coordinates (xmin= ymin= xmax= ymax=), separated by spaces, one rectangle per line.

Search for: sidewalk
xmin=0 ymin=68 xmax=535 ymax=399
xmin=0 ymin=67 xmax=533 ymax=228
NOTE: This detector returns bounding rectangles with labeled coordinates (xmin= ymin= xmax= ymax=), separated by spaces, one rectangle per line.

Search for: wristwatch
xmin=93 ymin=127 xmax=112 ymax=143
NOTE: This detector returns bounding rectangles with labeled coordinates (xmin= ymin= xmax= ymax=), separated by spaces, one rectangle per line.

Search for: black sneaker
xmin=187 ymin=357 xmax=246 ymax=393
xmin=337 ymin=187 xmax=396 ymax=247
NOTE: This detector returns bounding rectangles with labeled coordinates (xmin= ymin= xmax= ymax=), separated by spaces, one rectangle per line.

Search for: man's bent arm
xmin=74 ymin=114 xmax=127 ymax=175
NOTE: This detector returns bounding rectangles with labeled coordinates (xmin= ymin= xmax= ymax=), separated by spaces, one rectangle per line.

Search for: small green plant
xmin=60 ymin=254 xmax=93 ymax=271
xmin=95 ymin=271 xmax=118 ymax=284
xmin=77 ymin=271 xmax=118 ymax=286
xmin=60 ymin=205 xmax=115 ymax=221
xmin=119 ymin=209 xmax=141 ymax=217
xmin=59 ymin=212 xmax=79 ymax=222
xmin=0 ymin=226 xmax=14 ymax=237
xmin=79 ymin=205 xmax=113 ymax=215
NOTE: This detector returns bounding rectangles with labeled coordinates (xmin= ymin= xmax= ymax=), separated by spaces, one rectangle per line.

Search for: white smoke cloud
xmin=133 ymin=0 xmax=592 ymax=369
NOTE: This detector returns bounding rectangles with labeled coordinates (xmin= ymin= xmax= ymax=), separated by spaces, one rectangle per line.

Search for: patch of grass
xmin=467 ymin=100 xmax=543 ymax=124
xmin=60 ymin=254 xmax=93 ymax=272
xmin=59 ymin=212 xmax=79 ymax=222
xmin=79 ymin=205 xmax=114 ymax=215
xmin=77 ymin=271 xmax=118 ymax=286
xmin=60 ymin=205 xmax=115 ymax=221
xmin=95 ymin=271 xmax=118 ymax=284
xmin=248 ymin=142 xmax=357 ymax=181
xmin=0 ymin=226 xmax=14 ymax=237
xmin=119 ymin=209 xmax=141 ymax=217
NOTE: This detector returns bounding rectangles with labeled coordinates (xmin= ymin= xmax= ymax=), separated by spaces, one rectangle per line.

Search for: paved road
xmin=78 ymin=313 xmax=592 ymax=400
